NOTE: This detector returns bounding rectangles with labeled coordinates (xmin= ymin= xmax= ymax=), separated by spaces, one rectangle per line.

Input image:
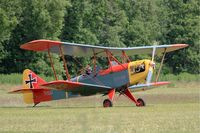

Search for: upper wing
xmin=128 ymin=81 xmax=170 ymax=92
xmin=20 ymin=40 xmax=188 ymax=57
xmin=40 ymin=80 xmax=112 ymax=96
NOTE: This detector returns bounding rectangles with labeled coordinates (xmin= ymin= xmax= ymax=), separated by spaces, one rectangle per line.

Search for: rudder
xmin=22 ymin=69 xmax=46 ymax=104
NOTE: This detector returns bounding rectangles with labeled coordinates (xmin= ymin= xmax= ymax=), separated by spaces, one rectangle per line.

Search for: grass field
xmin=0 ymin=82 xmax=199 ymax=133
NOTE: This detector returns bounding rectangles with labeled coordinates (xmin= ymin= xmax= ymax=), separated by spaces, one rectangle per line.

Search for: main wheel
xmin=136 ymin=98 xmax=145 ymax=107
xmin=103 ymin=99 xmax=113 ymax=107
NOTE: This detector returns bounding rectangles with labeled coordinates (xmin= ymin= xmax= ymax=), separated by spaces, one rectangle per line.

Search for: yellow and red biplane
xmin=9 ymin=40 xmax=188 ymax=107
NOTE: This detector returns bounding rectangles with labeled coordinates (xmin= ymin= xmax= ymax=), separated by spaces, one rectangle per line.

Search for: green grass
xmin=160 ymin=72 xmax=200 ymax=82
xmin=0 ymin=82 xmax=199 ymax=133
xmin=0 ymin=73 xmax=22 ymax=85
xmin=0 ymin=103 xmax=199 ymax=133
xmin=0 ymin=73 xmax=55 ymax=85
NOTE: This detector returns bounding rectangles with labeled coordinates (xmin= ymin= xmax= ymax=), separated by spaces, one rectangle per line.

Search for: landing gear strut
xmin=122 ymin=88 xmax=146 ymax=107
xmin=103 ymin=99 xmax=113 ymax=107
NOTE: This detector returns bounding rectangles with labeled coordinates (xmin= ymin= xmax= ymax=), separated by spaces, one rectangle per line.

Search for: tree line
xmin=0 ymin=0 xmax=199 ymax=77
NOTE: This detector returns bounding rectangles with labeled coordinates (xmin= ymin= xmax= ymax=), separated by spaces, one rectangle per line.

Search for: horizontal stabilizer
xmin=129 ymin=81 xmax=170 ymax=92
xmin=9 ymin=88 xmax=66 ymax=104
xmin=8 ymin=88 xmax=50 ymax=94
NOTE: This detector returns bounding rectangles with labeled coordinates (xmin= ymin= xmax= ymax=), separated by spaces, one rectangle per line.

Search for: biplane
xmin=9 ymin=40 xmax=188 ymax=107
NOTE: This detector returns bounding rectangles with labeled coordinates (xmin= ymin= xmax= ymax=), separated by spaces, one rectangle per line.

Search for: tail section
xmin=23 ymin=69 xmax=46 ymax=89
xmin=10 ymin=69 xmax=66 ymax=105
xmin=22 ymin=69 xmax=49 ymax=104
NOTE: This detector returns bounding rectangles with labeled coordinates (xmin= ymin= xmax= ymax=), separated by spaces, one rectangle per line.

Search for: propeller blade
xmin=151 ymin=46 xmax=156 ymax=62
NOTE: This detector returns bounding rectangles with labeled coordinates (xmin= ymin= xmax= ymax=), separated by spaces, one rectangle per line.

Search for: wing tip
xmin=151 ymin=81 xmax=171 ymax=86
xmin=172 ymin=44 xmax=189 ymax=48
xmin=20 ymin=39 xmax=62 ymax=51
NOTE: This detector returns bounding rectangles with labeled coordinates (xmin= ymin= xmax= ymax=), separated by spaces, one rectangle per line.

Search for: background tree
xmin=0 ymin=0 xmax=22 ymax=72
xmin=0 ymin=0 xmax=199 ymax=76
xmin=121 ymin=0 xmax=161 ymax=46
xmin=0 ymin=0 xmax=68 ymax=76
xmin=160 ymin=0 xmax=200 ymax=74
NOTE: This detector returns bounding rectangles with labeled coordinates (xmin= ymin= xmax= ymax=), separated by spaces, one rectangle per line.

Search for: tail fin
xmin=22 ymin=69 xmax=47 ymax=104
xmin=10 ymin=69 xmax=66 ymax=105
xmin=22 ymin=69 xmax=46 ymax=89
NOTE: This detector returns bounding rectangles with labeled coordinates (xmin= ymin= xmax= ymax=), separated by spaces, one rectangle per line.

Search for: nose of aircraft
xmin=146 ymin=61 xmax=155 ymax=83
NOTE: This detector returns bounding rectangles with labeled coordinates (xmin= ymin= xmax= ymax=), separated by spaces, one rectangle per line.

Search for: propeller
xmin=146 ymin=46 xmax=156 ymax=84
xmin=151 ymin=46 xmax=156 ymax=62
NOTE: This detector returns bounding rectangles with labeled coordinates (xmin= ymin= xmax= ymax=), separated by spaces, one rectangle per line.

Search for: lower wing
xmin=129 ymin=81 xmax=170 ymax=92
xmin=40 ymin=80 xmax=112 ymax=96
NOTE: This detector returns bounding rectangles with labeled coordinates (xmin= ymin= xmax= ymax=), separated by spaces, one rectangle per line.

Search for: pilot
xmin=85 ymin=64 xmax=92 ymax=75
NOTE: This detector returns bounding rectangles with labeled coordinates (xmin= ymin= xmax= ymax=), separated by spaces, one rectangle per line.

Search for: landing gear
xmin=103 ymin=99 xmax=113 ymax=107
xmin=122 ymin=88 xmax=146 ymax=107
xmin=103 ymin=88 xmax=146 ymax=107
xmin=136 ymin=98 xmax=145 ymax=107
xmin=103 ymin=89 xmax=115 ymax=107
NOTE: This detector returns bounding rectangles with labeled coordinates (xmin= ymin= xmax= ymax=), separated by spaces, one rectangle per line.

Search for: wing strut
xmin=92 ymin=49 xmax=97 ymax=75
xmin=155 ymin=48 xmax=167 ymax=82
xmin=59 ymin=45 xmax=70 ymax=80
xmin=105 ymin=50 xmax=121 ymax=66
xmin=121 ymin=50 xmax=131 ymax=63
xmin=48 ymin=49 xmax=58 ymax=80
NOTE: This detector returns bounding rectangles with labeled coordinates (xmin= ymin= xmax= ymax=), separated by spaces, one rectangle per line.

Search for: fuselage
xmin=70 ymin=59 xmax=154 ymax=96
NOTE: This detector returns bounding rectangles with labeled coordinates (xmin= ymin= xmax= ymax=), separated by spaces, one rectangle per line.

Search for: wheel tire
xmin=103 ymin=99 xmax=113 ymax=107
xmin=136 ymin=98 xmax=145 ymax=107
